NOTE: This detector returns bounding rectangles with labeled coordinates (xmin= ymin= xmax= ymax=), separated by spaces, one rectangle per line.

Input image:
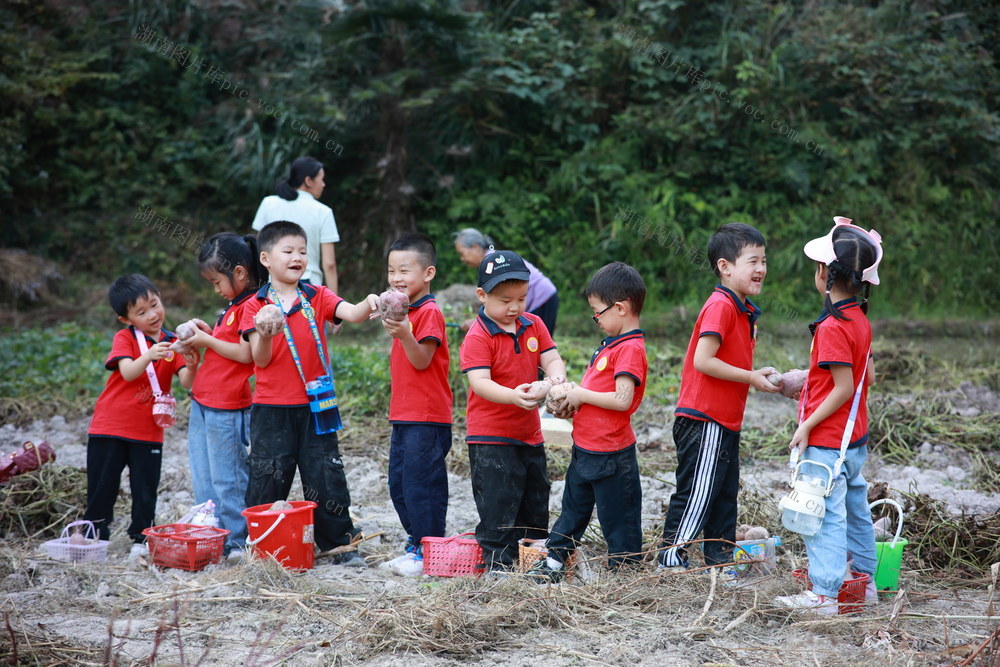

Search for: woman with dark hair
xmin=251 ymin=156 xmax=340 ymax=292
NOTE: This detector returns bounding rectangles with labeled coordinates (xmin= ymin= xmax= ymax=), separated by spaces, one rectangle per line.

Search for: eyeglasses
xmin=591 ymin=303 xmax=617 ymax=324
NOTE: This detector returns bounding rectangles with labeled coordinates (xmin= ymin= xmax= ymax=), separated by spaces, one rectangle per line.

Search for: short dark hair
xmin=258 ymin=220 xmax=307 ymax=253
xmin=586 ymin=262 xmax=646 ymax=315
xmin=109 ymin=273 xmax=160 ymax=317
xmin=707 ymin=223 xmax=766 ymax=277
xmin=388 ymin=233 xmax=437 ymax=268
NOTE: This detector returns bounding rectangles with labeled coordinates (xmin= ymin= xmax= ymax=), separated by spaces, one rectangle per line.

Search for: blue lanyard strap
xmin=268 ymin=284 xmax=332 ymax=385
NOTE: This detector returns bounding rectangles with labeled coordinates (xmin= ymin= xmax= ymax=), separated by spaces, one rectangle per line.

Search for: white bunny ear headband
xmin=803 ymin=216 xmax=884 ymax=285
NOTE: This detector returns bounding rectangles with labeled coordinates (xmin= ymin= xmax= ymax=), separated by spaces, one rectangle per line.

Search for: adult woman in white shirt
xmin=251 ymin=156 xmax=340 ymax=292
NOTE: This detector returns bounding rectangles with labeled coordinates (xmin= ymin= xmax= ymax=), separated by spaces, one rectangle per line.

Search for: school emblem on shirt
xmin=165 ymin=350 xmax=175 ymax=362
xmin=596 ymin=356 xmax=608 ymax=371
xmin=409 ymin=321 xmax=414 ymax=332
xmin=227 ymin=312 xmax=235 ymax=326
xmin=527 ymin=336 xmax=538 ymax=352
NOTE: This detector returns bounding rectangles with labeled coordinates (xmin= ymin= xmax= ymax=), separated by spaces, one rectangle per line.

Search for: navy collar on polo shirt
xmin=476 ymin=306 xmax=533 ymax=353
xmin=590 ymin=329 xmax=644 ymax=367
xmin=715 ymin=284 xmax=761 ymax=323
xmin=217 ymin=287 xmax=259 ymax=326
xmin=130 ymin=325 xmax=176 ymax=343
xmin=408 ymin=294 xmax=435 ymax=310
xmin=809 ymin=297 xmax=861 ymax=336
xmin=255 ymin=281 xmax=318 ymax=318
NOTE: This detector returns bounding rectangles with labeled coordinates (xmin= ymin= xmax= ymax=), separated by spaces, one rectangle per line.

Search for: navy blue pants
xmin=246 ymin=405 xmax=358 ymax=551
xmin=659 ymin=416 xmax=740 ymax=567
xmin=84 ymin=436 xmax=162 ymax=542
xmin=548 ymin=446 xmax=643 ymax=568
xmin=468 ymin=444 xmax=549 ymax=571
xmin=388 ymin=423 xmax=451 ymax=544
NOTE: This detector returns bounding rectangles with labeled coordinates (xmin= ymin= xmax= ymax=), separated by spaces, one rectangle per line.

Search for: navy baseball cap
xmin=477 ymin=247 xmax=530 ymax=292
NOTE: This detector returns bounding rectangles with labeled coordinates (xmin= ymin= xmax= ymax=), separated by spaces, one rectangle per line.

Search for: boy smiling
xmin=658 ymin=223 xmax=780 ymax=572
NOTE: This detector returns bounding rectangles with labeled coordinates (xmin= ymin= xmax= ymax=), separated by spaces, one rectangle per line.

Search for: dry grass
xmin=0 ymin=465 xmax=88 ymax=540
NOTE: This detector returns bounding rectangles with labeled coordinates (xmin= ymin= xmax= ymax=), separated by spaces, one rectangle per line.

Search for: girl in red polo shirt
xmin=776 ymin=217 xmax=884 ymax=615
xmin=184 ymin=233 xmax=268 ymax=559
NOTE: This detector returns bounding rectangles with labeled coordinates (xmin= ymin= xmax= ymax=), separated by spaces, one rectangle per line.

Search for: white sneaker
xmin=129 ymin=542 xmax=149 ymax=561
xmin=226 ymin=548 xmax=245 ymax=563
xmin=388 ymin=552 xmax=424 ymax=577
xmin=775 ymin=590 xmax=838 ymax=616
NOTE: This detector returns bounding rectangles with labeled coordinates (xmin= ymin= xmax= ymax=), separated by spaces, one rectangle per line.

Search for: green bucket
xmin=870 ymin=499 xmax=907 ymax=592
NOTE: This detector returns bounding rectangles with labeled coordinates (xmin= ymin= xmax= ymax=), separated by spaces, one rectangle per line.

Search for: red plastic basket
xmin=421 ymin=532 xmax=484 ymax=577
xmin=792 ymin=568 xmax=870 ymax=614
xmin=142 ymin=523 xmax=230 ymax=571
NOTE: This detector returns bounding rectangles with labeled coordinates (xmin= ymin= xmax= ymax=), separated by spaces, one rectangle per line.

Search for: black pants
xmin=84 ymin=436 xmax=162 ymax=542
xmin=388 ymin=423 xmax=451 ymax=543
xmin=548 ymin=446 xmax=643 ymax=568
xmin=529 ymin=293 xmax=559 ymax=337
xmin=246 ymin=405 xmax=358 ymax=551
xmin=659 ymin=416 xmax=740 ymax=567
xmin=468 ymin=444 xmax=549 ymax=571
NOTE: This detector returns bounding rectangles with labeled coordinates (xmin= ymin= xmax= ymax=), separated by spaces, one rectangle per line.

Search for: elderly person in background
xmin=453 ymin=228 xmax=559 ymax=334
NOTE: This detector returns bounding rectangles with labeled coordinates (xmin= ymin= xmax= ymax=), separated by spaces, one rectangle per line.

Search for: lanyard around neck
xmin=268 ymin=284 xmax=331 ymax=385
xmin=133 ymin=329 xmax=165 ymax=397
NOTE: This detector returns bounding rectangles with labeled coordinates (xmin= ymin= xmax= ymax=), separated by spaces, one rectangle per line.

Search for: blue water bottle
xmin=305 ymin=375 xmax=342 ymax=434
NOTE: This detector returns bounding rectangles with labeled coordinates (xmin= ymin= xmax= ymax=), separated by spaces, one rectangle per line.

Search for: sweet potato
xmin=255 ymin=304 xmax=284 ymax=337
xmin=526 ymin=380 xmax=552 ymax=403
xmin=778 ymin=369 xmax=807 ymax=398
xmin=267 ymin=500 xmax=294 ymax=512
xmin=545 ymin=382 xmax=577 ymax=418
xmin=377 ymin=289 xmax=409 ymax=321
xmin=735 ymin=524 xmax=753 ymax=541
xmin=744 ymin=526 xmax=769 ymax=540
xmin=170 ymin=320 xmax=199 ymax=353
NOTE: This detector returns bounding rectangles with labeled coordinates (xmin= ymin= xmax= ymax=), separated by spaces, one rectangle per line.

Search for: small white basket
xmin=41 ymin=520 xmax=108 ymax=563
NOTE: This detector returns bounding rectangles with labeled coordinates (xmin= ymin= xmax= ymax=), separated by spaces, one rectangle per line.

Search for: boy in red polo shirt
xmin=529 ymin=262 xmax=648 ymax=582
xmin=377 ymin=233 xmax=453 ymax=577
xmin=659 ymin=223 xmax=780 ymax=571
xmin=460 ymin=248 xmax=567 ymax=574
xmin=84 ymin=274 xmax=199 ymax=559
xmin=240 ymin=221 xmax=378 ymax=566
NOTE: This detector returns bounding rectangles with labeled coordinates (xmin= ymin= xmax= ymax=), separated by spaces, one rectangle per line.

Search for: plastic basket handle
xmin=61 ymin=520 xmax=98 ymax=541
xmin=245 ymin=512 xmax=286 ymax=546
xmin=868 ymin=498 xmax=904 ymax=547
xmin=440 ymin=532 xmax=475 ymax=542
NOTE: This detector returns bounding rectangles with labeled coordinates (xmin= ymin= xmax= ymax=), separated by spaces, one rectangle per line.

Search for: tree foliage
xmin=1 ymin=0 xmax=996 ymax=317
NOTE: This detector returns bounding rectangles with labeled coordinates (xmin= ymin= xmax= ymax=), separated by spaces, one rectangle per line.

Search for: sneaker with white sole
xmin=775 ymin=590 xmax=839 ymax=616
xmin=527 ymin=556 xmax=565 ymax=583
xmin=226 ymin=548 xmax=245 ymax=563
xmin=380 ymin=538 xmax=418 ymax=571
xmin=388 ymin=552 xmax=424 ymax=577
xmin=128 ymin=542 xmax=149 ymax=561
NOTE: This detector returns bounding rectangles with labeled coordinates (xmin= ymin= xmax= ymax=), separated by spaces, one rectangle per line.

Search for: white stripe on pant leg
xmin=663 ymin=421 xmax=722 ymax=566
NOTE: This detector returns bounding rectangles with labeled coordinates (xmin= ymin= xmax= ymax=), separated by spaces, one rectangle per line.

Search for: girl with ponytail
xmin=182 ymin=232 xmax=267 ymax=559
xmin=776 ymin=217 xmax=884 ymax=615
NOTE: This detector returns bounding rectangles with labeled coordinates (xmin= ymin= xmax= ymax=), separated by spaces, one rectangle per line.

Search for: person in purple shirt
xmin=454 ymin=228 xmax=559 ymax=335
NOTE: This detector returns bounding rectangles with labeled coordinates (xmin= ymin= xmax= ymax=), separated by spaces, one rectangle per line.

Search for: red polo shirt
xmin=389 ymin=295 xmax=452 ymax=425
xmin=88 ymin=326 xmax=187 ymax=445
xmin=460 ymin=309 xmax=556 ymax=446
xmin=572 ymin=330 xmax=647 ymax=453
xmin=240 ymin=283 xmax=344 ymax=407
xmin=675 ymin=285 xmax=761 ymax=431
xmin=798 ymin=298 xmax=872 ymax=449
xmin=192 ymin=289 xmax=255 ymax=410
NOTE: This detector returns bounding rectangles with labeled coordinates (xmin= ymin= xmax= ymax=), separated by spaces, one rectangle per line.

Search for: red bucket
xmin=242 ymin=501 xmax=317 ymax=570
xmin=792 ymin=568 xmax=870 ymax=614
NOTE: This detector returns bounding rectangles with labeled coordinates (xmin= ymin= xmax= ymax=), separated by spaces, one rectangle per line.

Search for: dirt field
xmin=1 ymin=386 xmax=998 ymax=666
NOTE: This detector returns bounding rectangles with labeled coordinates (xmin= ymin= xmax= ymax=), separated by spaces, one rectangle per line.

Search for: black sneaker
xmin=331 ymin=550 xmax=366 ymax=567
xmin=527 ymin=557 xmax=565 ymax=583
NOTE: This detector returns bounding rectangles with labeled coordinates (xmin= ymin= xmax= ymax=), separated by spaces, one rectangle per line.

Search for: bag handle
xmin=61 ymin=520 xmax=98 ymax=541
xmin=868 ymin=498 xmax=905 ymax=547
xmin=133 ymin=328 xmax=165 ymax=398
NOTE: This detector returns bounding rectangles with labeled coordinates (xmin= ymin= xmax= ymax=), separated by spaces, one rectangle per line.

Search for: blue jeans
xmin=388 ymin=423 xmax=451 ymax=543
xmin=801 ymin=445 xmax=878 ymax=597
xmin=188 ymin=400 xmax=251 ymax=551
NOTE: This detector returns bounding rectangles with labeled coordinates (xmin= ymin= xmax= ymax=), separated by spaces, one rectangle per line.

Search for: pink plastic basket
xmin=142 ymin=523 xmax=229 ymax=571
xmin=792 ymin=568 xmax=870 ymax=614
xmin=41 ymin=520 xmax=108 ymax=564
xmin=421 ymin=532 xmax=484 ymax=577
